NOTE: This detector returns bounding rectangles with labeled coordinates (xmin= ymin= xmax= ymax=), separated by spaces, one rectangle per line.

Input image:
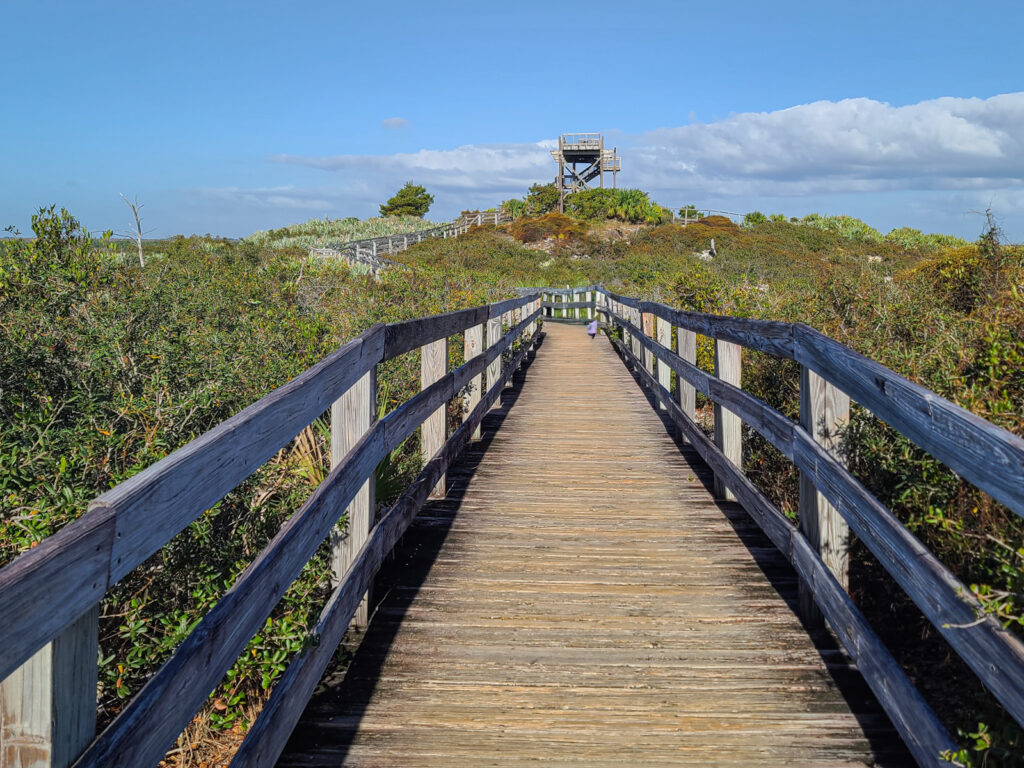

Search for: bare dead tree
xmin=119 ymin=194 xmax=153 ymax=268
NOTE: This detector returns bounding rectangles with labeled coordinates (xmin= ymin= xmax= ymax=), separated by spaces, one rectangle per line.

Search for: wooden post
xmin=656 ymin=316 xmax=671 ymax=410
xmin=372 ymin=240 xmax=377 ymax=258
xmin=713 ymin=339 xmax=742 ymax=501
xmin=0 ymin=606 xmax=98 ymax=768
xmin=331 ymin=367 xmax=376 ymax=627
xmin=799 ymin=368 xmax=851 ymax=625
xmin=574 ymin=291 xmax=581 ymax=320
xmin=586 ymin=291 xmax=593 ymax=320
xmin=676 ymin=325 xmax=697 ymax=437
xmin=503 ymin=312 xmax=514 ymax=388
xmin=464 ymin=323 xmax=484 ymax=439
xmin=487 ymin=315 xmax=502 ymax=410
xmin=641 ymin=312 xmax=656 ymax=375
xmin=513 ymin=307 xmax=523 ymax=369
xmin=421 ymin=338 xmax=448 ymax=498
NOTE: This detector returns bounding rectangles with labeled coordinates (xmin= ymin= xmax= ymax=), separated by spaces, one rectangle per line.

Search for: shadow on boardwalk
xmin=278 ymin=323 xmax=911 ymax=767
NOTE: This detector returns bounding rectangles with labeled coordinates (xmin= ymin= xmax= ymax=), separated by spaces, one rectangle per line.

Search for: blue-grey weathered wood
xmin=794 ymin=324 xmax=1024 ymax=521
xmin=607 ymin=333 xmax=955 ymax=767
xmin=230 ymin=327 xmax=539 ymax=768
xmin=73 ymin=424 xmax=387 ymax=768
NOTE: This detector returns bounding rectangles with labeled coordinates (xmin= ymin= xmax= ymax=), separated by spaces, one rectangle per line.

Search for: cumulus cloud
xmin=633 ymin=92 xmax=1024 ymax=197
xmin=381 ymin=117 xmax=411 ymax=129
xmin=197 ymin=186 xmax=336 ymax=211
xmin=273 ymin=140 xmax=556 ymax=195
xmin=276 ymin=93 xmax=1024 ymax=203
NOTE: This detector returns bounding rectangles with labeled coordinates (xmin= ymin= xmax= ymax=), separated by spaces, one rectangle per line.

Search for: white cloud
xmin=273 ymin=141 xmax=556 ymax=195
xmin=633 ymin=93 xmax=1024 ymax=197
xmin=275 ymin=93 xmax=1024 ymax=204
xmin=197 ymin=186 xmax=335 ymax=211
xmin=381 ymin=117 xmax=411 ymax=129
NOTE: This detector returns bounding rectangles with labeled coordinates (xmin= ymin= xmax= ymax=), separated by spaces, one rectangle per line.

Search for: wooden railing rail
xmin=0 ymin=293 xmax=542 ymax=768
xmin=310 ymin=210 xmax=512 ymax=270
xmin=551 ymin=285 xmax=1024 ymax=767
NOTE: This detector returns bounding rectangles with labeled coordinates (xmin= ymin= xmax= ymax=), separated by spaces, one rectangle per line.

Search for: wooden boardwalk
xmin=279 ymin=321 xmax=911 ymax=767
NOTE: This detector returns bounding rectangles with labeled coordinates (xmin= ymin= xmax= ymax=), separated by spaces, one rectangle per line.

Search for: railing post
xmin=421 ymin=338 xmax=448 ymax=498
xmin=331 ymin=366 xmax=376 ymax=627
xmin=0 ymin=607 xmax=98 ymax=768
xmin=372 ymin=240 xmax=377 ymax=258
xmin=487 ymin=314 xmax=502 ymax=411
xmin=641 ymin=312 xmax=656 ymax=375
xmin=676 ymin=325 xmax=697 ymax=438
xmin=513 ymin=306 xmax=524 ymax=369
xmin=464 ymin=322 xmax=484 ymax=439
xmin=656 ymin=316 xmax=671 ymax=410
xmin=574 ymin=290 xmax=581 ymax=320
xmin=502 ymin=311 xmax=514 ymax=388
xmin=713 ymin=339 xmax=742 ymax=501
xmin=798 ymin=367 xmax=851 ymax=625
xmin=586 ymin=290 xmax=593 ymax=320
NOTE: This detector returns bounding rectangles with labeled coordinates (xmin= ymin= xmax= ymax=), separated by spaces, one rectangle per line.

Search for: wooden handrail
xmin=580 ymin=285 xmax=1024 ymax=766
xmin=0 ymin=292 xmax=542 ymax=768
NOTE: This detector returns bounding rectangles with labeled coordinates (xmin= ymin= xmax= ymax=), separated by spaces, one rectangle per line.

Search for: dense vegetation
xmin=379 ymin=181 xmax=434 ymax=218
xmin=2 ymin=201 xmax=1022 ymax=764
xmin=243 ymin=214 xmax=437 ymax=251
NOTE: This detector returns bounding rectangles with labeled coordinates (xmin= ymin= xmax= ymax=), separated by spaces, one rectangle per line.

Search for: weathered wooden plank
xmin=713 ymin=339 xmax=742 ymax=501
xmin=655 ymin=316 xmax=671 ymax=410
xmin=0 ymin=508 xmax=113 ymax=686
xmin=794 ymin=324 xmax=1024 ymax=520
xmin=488 ymin=293 xmax=540 ymax=320
xmin=798 ymin=368 xmax=850 ymax=626
xmin=385 ymin=307 xmax=487 ymax=361
xmin=604 ymin=292 xmax=795 ymax=358
xmin=420 ymin=337 xmax=448 ymax=499
xmin=641 ymin=312 xmax=656 ymax=375
xmin=231 ymin=327 xmax=540 ymax=768
xmin=74 ymin=425 xmax=387 ymax=768
xmin=607 ymin=333 xmax=954 ymax=766
xmin=486 ymin=316 xmax=502 ymax=411
xmin=677 ymin=323 xmax=697 ymax=432
xmin=0 ymin=606 xmax=98 ymax=768
xmin=94 ymin=326 xmax=384 ymax=586
xmin=464 ymin=324 xmax=484 ymax=440
xmin=791 ymin=428 xmax=1024 ymax=731
xmin=541 ymin=301 xmax=593 ymax=310
xmin=331 ymin=368 xmax=376 ymax=628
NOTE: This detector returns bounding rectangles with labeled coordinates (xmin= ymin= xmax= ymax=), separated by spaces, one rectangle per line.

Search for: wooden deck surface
xmin=279 ymin=321 xmax=911 ymax=767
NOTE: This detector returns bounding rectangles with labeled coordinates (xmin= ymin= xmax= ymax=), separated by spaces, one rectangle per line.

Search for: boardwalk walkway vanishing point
xmin=279 ymin=321 xmax=911 ymax=766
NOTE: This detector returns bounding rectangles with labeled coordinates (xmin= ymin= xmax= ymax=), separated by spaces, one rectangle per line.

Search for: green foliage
xmin=524 ymin=183 xmax=560 ymax=215
xmin=742 ymin=210 xmax=768 ymax=227
xmin=678 ymin=205 xmax=704 ymax=220
xmin=244 ymin=214 xmax=436 ymax=250
xmin=797 ymin=212 xmax=883 ymax=242
xmin=5 ymin=201 xmax=1021 ymax=762
xmin=885 ymin=226 xmax=969 ymax=251
xmin=563 ymin=188 xmax=670 ymax=224
xmin=379 ymin=181 xmax=434 ymax=218
xmin=501 ymin=198 xmax=526 ymax=219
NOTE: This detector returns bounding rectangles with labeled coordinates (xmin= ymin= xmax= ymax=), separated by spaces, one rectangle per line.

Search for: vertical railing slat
xmin=0 ymin=605 xmax=98 ymax=768
xmin=798 ymin=367 xmax=851 ymax=624
xmin=331 ymin=368 xmax=376 ymax=627
xmin=464 ymin=323 xmax=484 ymax=439
xmin=421 ymin=338 xmax=448 ymax=498
xmin=713 ymin=339 xmax=742 ymax=501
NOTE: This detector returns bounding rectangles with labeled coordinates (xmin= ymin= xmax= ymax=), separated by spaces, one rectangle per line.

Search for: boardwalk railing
xmin=537 ymin=285 xmax=1024 ymax=767
xmin=310 ymin=210 xmax=511 ymax=273
xmin=0 ymin=294 xmax=542 ymax=768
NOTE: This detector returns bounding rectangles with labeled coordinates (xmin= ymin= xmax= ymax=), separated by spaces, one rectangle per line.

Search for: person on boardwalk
xmin=586 ymin=318 xmax=598 ymax=339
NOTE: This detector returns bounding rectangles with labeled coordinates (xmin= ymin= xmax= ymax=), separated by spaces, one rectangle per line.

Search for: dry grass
xmin=158 ymin=691 xmax=270 ymax=768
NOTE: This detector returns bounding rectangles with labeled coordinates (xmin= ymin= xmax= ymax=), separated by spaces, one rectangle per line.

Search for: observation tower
xmin=550 ymin=133 xmax=620 ymax=212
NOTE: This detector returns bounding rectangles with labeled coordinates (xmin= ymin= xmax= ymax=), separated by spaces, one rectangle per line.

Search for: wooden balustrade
xmin=594 ymin=286 xmax=1024 ymax=767
xmin=0 ymin=293 xmax=541 ymax=768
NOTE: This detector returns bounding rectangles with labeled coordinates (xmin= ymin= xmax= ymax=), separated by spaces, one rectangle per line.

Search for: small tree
xmin=379 ymin=181 xmax=433 ymax=218
xmin=524 ymin=183 xmax=559 ymax=216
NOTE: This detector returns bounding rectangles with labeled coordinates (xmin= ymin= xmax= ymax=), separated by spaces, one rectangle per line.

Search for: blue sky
xmin=2 ymin=0 xmax=1022 ymax=240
